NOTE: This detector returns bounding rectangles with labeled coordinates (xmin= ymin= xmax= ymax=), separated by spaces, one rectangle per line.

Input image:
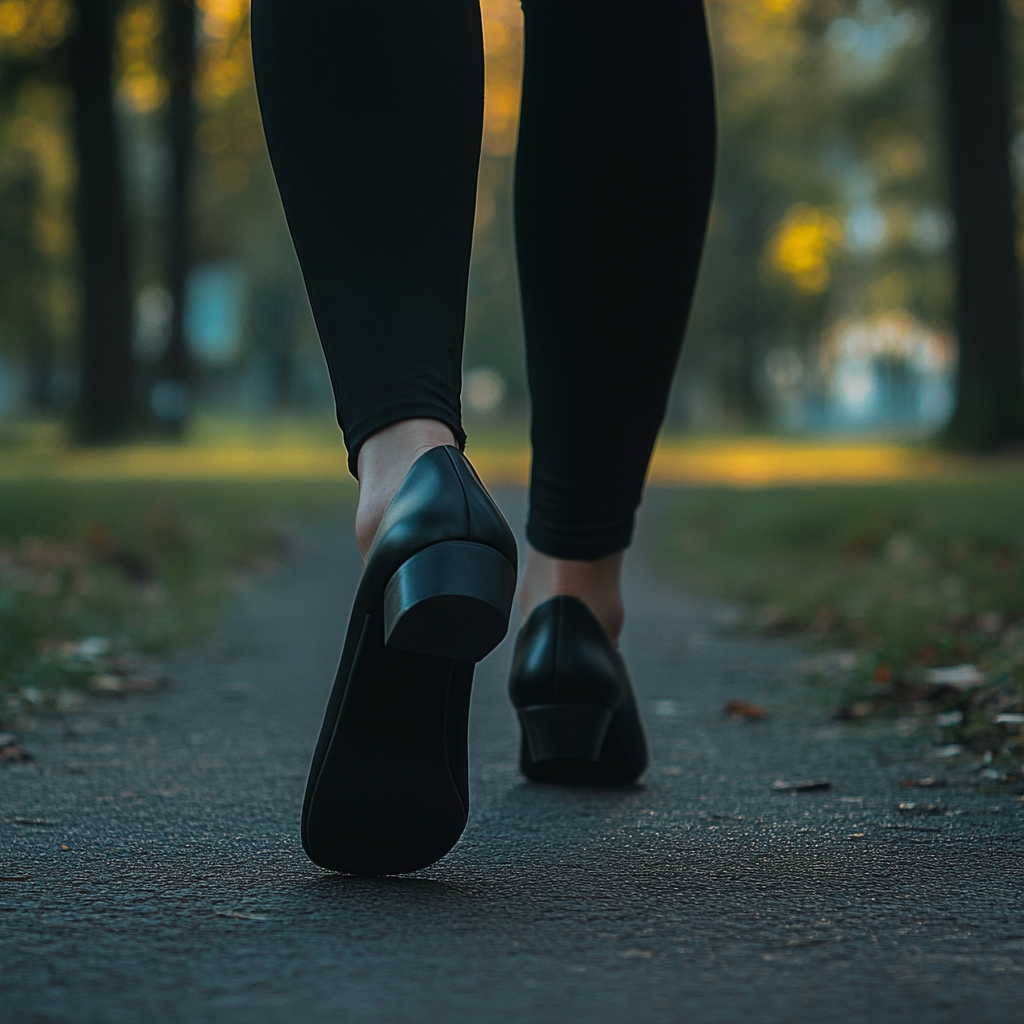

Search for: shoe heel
xmin=384 ymin=540 xmax=516 ymax=663
xmin=518 ymin=703 xmax=614 ymax=763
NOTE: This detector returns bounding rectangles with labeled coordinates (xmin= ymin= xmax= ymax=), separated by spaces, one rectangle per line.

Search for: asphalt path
xmin=2 ymin=489 xmax=1022 ymax=1023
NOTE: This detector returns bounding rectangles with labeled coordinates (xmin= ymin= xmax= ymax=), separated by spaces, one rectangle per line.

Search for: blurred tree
xmin=682 ymin=0 xmax=952 ymax=431
xmin=250 ymin=280 xmax=297 ymax=406
xmin=0 ymin=1 xmax=77 ymax=410
xmin=685 ymin=0 xmax=835 ymax=427
xmin=941 ymin=0 xmax=1024 ymax=449
xmin=156 ymin=0 xmax=196 ymax=430
xmin=0 ymin=156 xmax=52 ymax=400
xmin=68 ymin=0 xmax=136 ymax=439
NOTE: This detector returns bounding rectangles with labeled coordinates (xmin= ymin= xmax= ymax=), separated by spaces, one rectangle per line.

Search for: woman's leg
xmin=515 ymin=0 xmax=716 ymax=639
xmin=253 ymin=0 xmax=521 ymax=874
xmin=250 ymin=0 xmax=484 ymax=535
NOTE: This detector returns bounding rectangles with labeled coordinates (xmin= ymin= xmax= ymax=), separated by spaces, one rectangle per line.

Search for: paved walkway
xmin=2 ymin=491 xmax=1022 ymax=1023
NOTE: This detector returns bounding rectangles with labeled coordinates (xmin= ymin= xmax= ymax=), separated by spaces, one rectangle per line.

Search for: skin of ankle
xmin=519 ymin=545 xmax=625 ymax=644
xmin=354 ymin=418 xmax=457 ymax=558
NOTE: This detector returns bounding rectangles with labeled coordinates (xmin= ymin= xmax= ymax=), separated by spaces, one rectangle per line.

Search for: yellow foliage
xmin=196 ymin=119 xmax=229 ymax=155
xmin=706 ymin=0 xmax=810 ymax=120
xmin=196 ymin=0 xmax=252 ymax=109
xmin=0 ymin=82 xmax=76 ymax=266
xmin=480 ymin=0 xmax=523 ymax=157
xmin=865 ymin=122 xmax=928 ymax=181
xmin=711 ymin=0 xmax=807 ymax=63
xmin=0 ymin=0 xmax=27 ymax=37
xmin=33 ymin=209 xmax=72 ymax=255
xmin=766 ymin=203 xmax=843 ymax=294
xmin=191 ymin=0 xmax=258 ymax=198
xmin=0 ymin=0 xmax=71 ymax=59
xmin=760 ymin=0 xmax=805 ymax=13
xmin=197 ymin=0 xmax=247 ymax=40
xmin=122 ymin=69 xmax=168 ymax=113
xmin=117 ymin=0 xmax=169 ymax=114
xmin=200 ymin=53 xmax=248 ymax=100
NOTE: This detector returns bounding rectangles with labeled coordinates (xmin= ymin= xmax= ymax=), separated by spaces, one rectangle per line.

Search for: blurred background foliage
xmin=1 ymin=0 xmax=1022 ymax=760
xmin=0 ymin=0 xmax=1021 ymax=438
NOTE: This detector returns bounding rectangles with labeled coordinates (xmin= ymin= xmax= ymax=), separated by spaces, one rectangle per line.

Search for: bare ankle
xmin=354 ymin=418 xmax=457 ymax=558
xmin=519 ymin=546 xmax=625 ymax=644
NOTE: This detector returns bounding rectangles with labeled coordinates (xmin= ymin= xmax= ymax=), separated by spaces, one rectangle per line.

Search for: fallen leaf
xmin=86 ymin=522 xmax=117 ymax=555
xmin=976 ymin=611 xmax=1004 ymax=635
xmin=0 ymin=745 xmax=31 ymax=762
xmin=121 ymin=676 xmax=167 ymax=693
xmin=725 ymin=699 xmax=769 ymax=720
xmin=89 ymin=674 xmax=124 ymax=694
xmin=811 ymin=607 xmax=836 ymax=633
xmin=60 ymin=844 xmax=69 ymax=851
xmin=90 ymin=674 xmax=167 ymax=695
xmin=836 ymin=701 xmax=873 ymax=720
xmin=899 ymin=778 xmax=946 ymax=788
xmin=897 ymin=802 xmax=945 ymax=815
xmin=772 ymin=779 xmax=832 ymax=793
xmin=753 ymin=604 xmax=794 ymax=631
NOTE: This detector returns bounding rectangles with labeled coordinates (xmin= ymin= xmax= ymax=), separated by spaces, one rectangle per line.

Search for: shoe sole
xmin=303 ymin=542 xmax=515 ymax=875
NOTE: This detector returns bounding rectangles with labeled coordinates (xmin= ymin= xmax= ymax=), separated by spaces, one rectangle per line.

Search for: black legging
xmin=251 ymin=0 xmax=716 ymax=560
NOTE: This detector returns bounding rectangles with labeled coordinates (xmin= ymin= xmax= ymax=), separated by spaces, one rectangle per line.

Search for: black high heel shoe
xmin=303 ymin=446 xmax=517 ymax=875
xmin=509 ymin=596 xmax=648 ymax=785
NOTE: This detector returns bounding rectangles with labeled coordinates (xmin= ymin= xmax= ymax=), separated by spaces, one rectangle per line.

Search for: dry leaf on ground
xmin=724 ymin=699 xmax=769 ymax=720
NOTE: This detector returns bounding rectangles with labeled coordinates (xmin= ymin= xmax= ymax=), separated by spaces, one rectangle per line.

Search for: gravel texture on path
xmin=2 ymin=490 xmax=1022 ymax=1024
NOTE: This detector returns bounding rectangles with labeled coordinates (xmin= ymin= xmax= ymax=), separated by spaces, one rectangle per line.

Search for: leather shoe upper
xmin=361 ymin=446 xmax=518 ymax=603
xmin=509 ymin=596 xmax=626 ymax=710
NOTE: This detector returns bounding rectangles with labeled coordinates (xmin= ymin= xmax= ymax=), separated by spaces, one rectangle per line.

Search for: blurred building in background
xmin=0 ymin=0 xmax=1021 ymax=436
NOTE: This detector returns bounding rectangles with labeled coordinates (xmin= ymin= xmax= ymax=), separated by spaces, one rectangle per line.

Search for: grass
xmin=0 ymin=413 xmax=977 ymax=487
xmin=4 ymin=414 xmax=1022 ymax=766
xmin=0 ymin=478 xmax=354 ymax=726
xmin=660 ymin=473 xmax=1024 ymax=766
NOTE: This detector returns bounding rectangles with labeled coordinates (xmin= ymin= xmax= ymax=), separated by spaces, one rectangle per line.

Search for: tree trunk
xmin=154 ymin=0 xmax=196 ymax=430
xmin=69 ymin=0 xmax=136 ymax=441
xmin=941 ymin=0 xmax=1024 ymax=450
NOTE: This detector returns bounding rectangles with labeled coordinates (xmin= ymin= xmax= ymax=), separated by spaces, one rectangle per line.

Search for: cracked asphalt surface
xmin=2 ymin=489 xmax=1022 ymax=1023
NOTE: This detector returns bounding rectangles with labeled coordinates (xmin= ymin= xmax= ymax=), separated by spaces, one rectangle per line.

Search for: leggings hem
xmin=525 ymin=519 xmax=634 ymax=562
xmin=344 ymin=405 xmax=466 ymax=477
